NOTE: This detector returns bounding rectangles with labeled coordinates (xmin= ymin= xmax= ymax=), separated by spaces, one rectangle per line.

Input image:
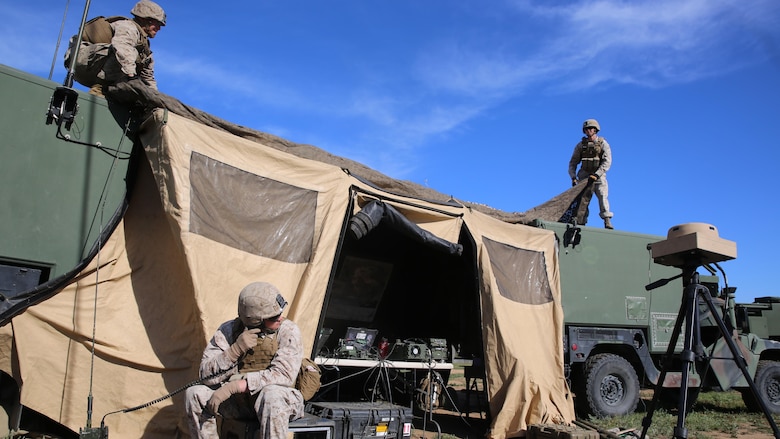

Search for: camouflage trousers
xmin=65 ymin=42 xmax=126 ymax=88
xmin=185 ymin=384 xmax=304 ymax=439
xmin=577 ymin=170 xmax=613 ymax=220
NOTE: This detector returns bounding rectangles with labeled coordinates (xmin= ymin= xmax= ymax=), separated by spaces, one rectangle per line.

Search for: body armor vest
xmin=238 ymin=332 xmax=279 ymax=373
xmin=579 ymin=137 xmax=604 ymax=173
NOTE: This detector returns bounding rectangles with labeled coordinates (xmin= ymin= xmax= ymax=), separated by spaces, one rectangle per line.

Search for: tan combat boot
xmin=604 ymin=218 xmax=614 ymax=229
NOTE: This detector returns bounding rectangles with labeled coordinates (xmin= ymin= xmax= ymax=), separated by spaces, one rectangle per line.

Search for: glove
xmin=207 ymin=379 xmax=247 ymax=415
xmin=588 ymin=174 xmax=599 ymax=182
xmin=571 ymin=179 xmax=577 ymax=187
xmin=225 ymin=328 xmax=261 ymax=363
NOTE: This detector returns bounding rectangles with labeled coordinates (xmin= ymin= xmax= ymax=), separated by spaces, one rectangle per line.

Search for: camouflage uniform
xmin=67 ymin=19 xmax=157 ymax=89
xmin=185 ymin=318 xmax=305 ymax=439
xmin=568 ymin=136 xmax=613 ymax=222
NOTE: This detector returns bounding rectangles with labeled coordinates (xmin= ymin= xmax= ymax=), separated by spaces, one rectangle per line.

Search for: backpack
xmin=80 ymin=16 xmax=128 ymax=44
xmin=296 ymin=357 xmax=321 ymax=401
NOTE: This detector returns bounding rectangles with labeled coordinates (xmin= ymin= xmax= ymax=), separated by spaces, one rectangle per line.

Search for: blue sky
xmin=2 ymin=0 xmax=779 ymax=303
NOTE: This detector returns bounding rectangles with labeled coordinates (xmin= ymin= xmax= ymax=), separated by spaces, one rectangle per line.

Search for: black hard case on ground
xmin=219 ymin=413 xmax=335 ymax=439
xmin=305 ymin=401 xmax=413 ymax=439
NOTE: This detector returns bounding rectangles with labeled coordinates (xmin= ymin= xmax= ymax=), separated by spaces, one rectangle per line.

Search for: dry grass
xmin=414 ymin=366 xmax=779 ymax=439
xmin=583 ymin=389 xmax=779 ymax=439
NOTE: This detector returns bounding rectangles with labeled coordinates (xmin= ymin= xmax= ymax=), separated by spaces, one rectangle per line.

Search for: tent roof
xmin=108 ymin=81 xmax=591 ymax=226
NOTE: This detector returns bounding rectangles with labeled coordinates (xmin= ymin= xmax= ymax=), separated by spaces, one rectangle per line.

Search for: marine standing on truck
xmin=568 ymin=119 xmax=614 ymax=229
xmin=64 ymin=0 xmax=166 ymax=95
xmin=185 ymin=282 xmax=304 ymax=439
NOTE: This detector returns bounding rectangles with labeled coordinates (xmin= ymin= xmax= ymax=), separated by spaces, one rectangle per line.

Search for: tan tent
xmin=3 ymin=107 xmax=575 ymax=438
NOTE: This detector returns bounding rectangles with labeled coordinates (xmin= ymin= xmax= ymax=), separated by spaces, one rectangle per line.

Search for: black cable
xmin=56 ymin=124 xmax=133 ymax=159
xmin=79 ymin=118 xmax=133 ymax=258
xmin=318 ymin=362 xmax=378 ymax=388
xmin=713 ymin=262 xmax=729 ymax=294
xmin=416 ymin=362 xmax=489 ymax=438
xmin=99 ymin=367 xmax=233 ymax=426
xmin=85 ymin=116 xmax=133 ymax=430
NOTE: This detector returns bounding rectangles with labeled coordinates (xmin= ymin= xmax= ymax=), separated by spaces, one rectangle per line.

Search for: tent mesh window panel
xmin=483 ymin=237 xmax=553 ymax=305
xmin=189 ymin=152 xmax=317 ymax=263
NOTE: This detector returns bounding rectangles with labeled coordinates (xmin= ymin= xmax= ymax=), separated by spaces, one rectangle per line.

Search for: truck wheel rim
xmin=601 ymin=375 xmax=624 ymax=405
xmin=768 ymin=376 xmax=780 ymax=405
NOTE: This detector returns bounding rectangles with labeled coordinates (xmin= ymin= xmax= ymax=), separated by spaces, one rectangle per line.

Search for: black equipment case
xmin=219 ymin=413 xmax=336 ymax=439
xmin=306 ymin=401 xmax=413 ymax=439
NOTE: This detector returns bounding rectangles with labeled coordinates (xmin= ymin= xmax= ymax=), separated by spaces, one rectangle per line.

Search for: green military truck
xmin=531 ymin=219 xmax=780 ymax=417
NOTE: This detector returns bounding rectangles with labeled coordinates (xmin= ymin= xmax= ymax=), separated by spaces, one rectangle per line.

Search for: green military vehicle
xmin=0 ymin=65 xmax=134 ymax=320
xmin=0 ymin=64 xmax=136 ymax=438
xmin=531 ymin=219 xmax=780 ymax=418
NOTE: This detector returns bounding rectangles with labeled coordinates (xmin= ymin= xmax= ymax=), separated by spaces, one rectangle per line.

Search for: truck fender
xmin=566 ymin=326 xmax=660 ymax=383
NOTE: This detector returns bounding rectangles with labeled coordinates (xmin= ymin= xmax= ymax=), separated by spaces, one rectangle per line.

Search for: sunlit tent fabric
xmin=2 ymin=108 xmax=575 ymax=438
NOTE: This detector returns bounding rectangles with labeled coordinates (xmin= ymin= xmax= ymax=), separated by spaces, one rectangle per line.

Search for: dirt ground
xmin=704 ymin=431 xmax=775 ymax=439
xmin=411 ymin=398 xmax=490 ymax=439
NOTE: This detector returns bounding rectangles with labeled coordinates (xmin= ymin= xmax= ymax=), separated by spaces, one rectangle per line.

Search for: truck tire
xmin=741 ymin=360 xmax=780 ymax=414
xmin=581 ymin=353 xmax=640 ymax=417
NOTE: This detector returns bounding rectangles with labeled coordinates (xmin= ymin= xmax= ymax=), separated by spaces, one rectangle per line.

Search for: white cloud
xmin=347 ymin=92 xmax=404 ymax=126
xmin=420 ymin=0 xmax=780 ymax=96
xmin=350 ymin=0 xmax=780 ymax=174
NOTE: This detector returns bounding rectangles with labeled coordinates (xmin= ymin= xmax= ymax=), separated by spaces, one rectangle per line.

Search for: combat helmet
xmin=582 ymin=119 xmax=600 ymax=133
xmin=237 ymin=282 xmax=288 ymax=327
xmin=131 ymin=0 xmax=167 ymax=26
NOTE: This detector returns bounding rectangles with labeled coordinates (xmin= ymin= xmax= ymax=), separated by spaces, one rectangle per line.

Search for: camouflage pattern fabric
xmin=557 ymin=180 xmax=594 ymax=226
xmin=184 ymin=319 xmax=304 ymax=439
xmin=110 ymin=19 xmax=155 ymax=88
xmin=568 ymin=137 xmax=613 ymax=221
xmin=65 ymin=18 xmax=155 ymax=89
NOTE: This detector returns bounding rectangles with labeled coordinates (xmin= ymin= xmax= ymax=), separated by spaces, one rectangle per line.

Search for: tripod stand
xmin=640 ymin=264 xmax=780 ymax=439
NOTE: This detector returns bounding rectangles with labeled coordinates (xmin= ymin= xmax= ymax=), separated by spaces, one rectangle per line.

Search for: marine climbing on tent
xmin=64 ymin=0 xmax=167 ymax=97
xmin=568 ymin=119 xmax=614 ymax=229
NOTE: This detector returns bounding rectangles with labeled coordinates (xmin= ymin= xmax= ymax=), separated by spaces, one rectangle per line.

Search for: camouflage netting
xmin=106 ymin=81 xmax=593 ymax=225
